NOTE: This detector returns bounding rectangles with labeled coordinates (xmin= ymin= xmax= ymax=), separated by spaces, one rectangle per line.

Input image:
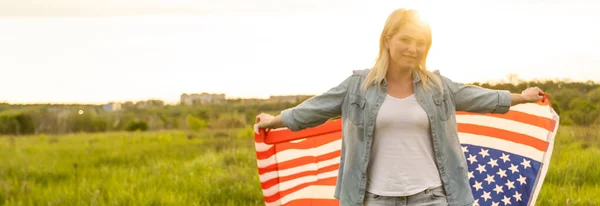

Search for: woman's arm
xmin=439 ymin=72 xmax=544 ymax=113
xmin=256 ymin=113 xmax=285 ymax=129
xmin=256 ymin=74 xmax=355 ymax=131
xmin=511 ymin=87 xmax=545 ymax=106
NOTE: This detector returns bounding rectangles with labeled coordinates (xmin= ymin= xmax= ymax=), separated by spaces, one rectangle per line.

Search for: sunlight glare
xmin=411 ymin=5 xmax=438 ymax=28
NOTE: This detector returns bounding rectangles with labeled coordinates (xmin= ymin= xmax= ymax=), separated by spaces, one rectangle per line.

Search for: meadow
xmin=1 ymin=125 xmax=599 ymax=206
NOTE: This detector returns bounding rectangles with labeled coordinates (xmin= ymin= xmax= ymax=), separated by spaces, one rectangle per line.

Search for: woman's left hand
xmin=521 ymin=87 xmax=545 ymax=103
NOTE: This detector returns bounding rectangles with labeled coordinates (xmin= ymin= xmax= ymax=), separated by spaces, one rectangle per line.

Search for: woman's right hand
xmin=255 ymin=113 xmax=275 ymax=129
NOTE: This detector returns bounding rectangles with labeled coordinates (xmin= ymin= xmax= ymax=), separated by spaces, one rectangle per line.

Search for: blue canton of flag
xmin=462 ymin=144 xmax=540 ymax=206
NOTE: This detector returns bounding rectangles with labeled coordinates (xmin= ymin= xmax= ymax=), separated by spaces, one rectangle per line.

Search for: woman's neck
xmin=386 ymin=65 xmax=414 ymax=83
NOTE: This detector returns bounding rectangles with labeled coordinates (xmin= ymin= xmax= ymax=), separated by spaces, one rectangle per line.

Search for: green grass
xmin=0 ymin=126 xmax=599 ymax=205
xmin=0 ymin=128 xmax=264 ymax=206
xmin=536 ymin=126 xmax=600 ymax=206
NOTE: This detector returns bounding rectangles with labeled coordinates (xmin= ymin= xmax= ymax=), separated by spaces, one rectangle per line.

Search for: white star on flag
xmin=521 ymin=159 xmax=532 ymax=169
xmin=479 ymin=148 xmax=490 ymax=158
xmin=505 ymin=180 xmax=516 ymax=190
xmin=481 ymin=191 xmax=492 ymax=202
xmin=508 ymin=163 xmax=520 ymax=174
xmin=476 ymin=164 xmax=487 ymax=174
xmin=484 ymin=174 xmax=496 ymax=184
xmin=500 ymin=153 xmax=511 ymax=163
xmin=496 ymin=168 xmax=507 ymax=178
xmin=513 ymin=191 xmax=523 ymax=202
xmin=502 ymin=196 xmax=512 ymax=205
xmin=473 ymin=181 xmax=483 ymax=191
xmin=467 ymin=154 xmax=478 ymax=164
xmin=488 ymin=158 xmax=499 ymax=168
xmin=493 ymin=184 xmax=504 ymax=194
xmin=517 ymin=175 xmax=527 ymax=185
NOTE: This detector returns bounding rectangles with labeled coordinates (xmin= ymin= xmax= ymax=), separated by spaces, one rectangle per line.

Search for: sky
xmin=1 ymin=0 xmax=599 ymax=104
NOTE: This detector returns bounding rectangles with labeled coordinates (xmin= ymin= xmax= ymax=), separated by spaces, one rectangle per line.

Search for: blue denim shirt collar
xmin=381 ymin=69 xmax=422 ymax=86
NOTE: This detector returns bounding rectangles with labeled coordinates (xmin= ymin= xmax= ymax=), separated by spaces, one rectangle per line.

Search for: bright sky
xmin=1 ymin=0 xmax=599 ymax=104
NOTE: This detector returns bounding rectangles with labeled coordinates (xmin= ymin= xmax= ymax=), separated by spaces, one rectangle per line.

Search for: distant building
xmin=132 ymin=100 xmax=164 ymax=109
xmin=181 ymin=93 xmax=226 ymax=105
xmin=268 ymin=95 xmax=313 ymax=103
xmin=240 ymin=98 xmax=263 ymax=104
xmin=102 ymin=102 xmax=122 ymax=112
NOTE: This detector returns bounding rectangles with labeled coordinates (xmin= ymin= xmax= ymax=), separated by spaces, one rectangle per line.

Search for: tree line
xmin=0 ymin=79 xmax=598 ymax=136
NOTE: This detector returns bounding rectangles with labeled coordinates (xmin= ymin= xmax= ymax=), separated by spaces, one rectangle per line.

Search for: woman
xmin=255 ymin=8 xmax=544 ymax=206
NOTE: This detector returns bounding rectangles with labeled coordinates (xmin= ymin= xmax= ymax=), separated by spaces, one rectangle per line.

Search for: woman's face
xmin=386 ymin=23 xmax=428 ymax=70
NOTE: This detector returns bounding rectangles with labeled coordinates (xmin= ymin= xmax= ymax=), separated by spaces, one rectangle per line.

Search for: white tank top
xmin=366 ymin=93 xmax=443 ymax=196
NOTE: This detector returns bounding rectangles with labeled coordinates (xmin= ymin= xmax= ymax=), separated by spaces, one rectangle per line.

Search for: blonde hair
xmin=361 ymin=8 xmax=443 ymax=93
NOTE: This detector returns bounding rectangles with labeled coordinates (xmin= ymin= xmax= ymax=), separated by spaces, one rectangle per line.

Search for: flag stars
xmin=493 ymin=184 xmax=504 ymax=194
xmin=467 ymin=154 xmax=478 ymax=164
xmin=502 ymin=195 xmax=512 ymax=205
xmin=476 ymin=164 xmax=487 ymax=174
xmin=479 ymin=148 xmax=490 ymax=158
xmin=472 ymin=181 xmax=483 ymax=191
xmin=513 ymin=191 xmax=523 ymax=202
xmin=505 ymin=180 xmax=516 ymax=190
xmin=500 ymin=153 xmax=511 ymax=163
xmin=481 ymin=191 xmax=492 ymax=201
xmin=484 ymin=174 xmax=496 ymax=184
xmin=462 ymin=146 xmax=537 ymax=205
xmin=488 ymin=158 xmax=499 ymax=168
xmin=497 ymin=168 xmax=508 ymax=178
xmin=521 ymin=159 xmax=532 ymax=169
xmin=508 ymin=164 xmax=520 ymax=174
xmin=517 ymin=175 xmax=527 ymax=185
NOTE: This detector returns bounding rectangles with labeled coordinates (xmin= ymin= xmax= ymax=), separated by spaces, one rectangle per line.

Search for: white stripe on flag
xmin=255 ymin=142 xmax=273 ymax=152
xmin=278 ymin=170 xmax=338 ymax=192
xmin=458 ymin=133 xmax=545 ymax=161
xmin=456 ymin=115 xmax=550 ymax=141
xmin=276 ymin=157 xmax=339 ymax=179
xmin=260 ymin=157 xmax=339 ymax=193
xmin=530 ymin=109 xmax=559 ymax=206
xmin=509 ymin=103 xmax=553 ymax=119
xmin=265 ymin=185 xmax=337 ymax=206
xmin=256 ymin=139 xmax=342 ymax=168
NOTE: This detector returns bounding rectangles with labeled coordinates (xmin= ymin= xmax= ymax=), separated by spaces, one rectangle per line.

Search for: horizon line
xmin=3 ymin=76 xmax=600 ymax=106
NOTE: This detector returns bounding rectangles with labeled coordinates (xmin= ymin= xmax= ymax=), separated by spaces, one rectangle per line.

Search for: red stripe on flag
xmin=285 ymin=199 xmax=339 ymax=206
xmin=256 ymin=132 xmax=341 ymax=159
xmin=261 ymin=163 xmax=340 ymax=190
xmin=262 ymin=119 xmax=342 ymax=144
xmin=457 ymin=123 xmax=549 ymax=151
xmin=258 ymin=150 xmax=340 ymax=174
xmin=264 ymin=177 xmax=337 ymax=203
xmin=457 ymin=110 xmax=556 ymax=132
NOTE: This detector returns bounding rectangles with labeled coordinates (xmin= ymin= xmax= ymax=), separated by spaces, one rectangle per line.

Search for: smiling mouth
xmin=403 ymin=56 xmax=418 ymax=61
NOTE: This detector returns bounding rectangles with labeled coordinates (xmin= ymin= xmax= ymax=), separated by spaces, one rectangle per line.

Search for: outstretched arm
xmin=256 ymin=74 xmax=354 ymax=131
xmin=511 ymin=87 xmax=545 ymax=106
xmin=256 ymin=113 xmax=285 ymax=129
xmin=442 ymin=75 xmax=544 ymax=113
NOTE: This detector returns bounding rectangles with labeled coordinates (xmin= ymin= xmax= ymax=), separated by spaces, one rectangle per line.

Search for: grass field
xmin=0 ymin=126 xmax=598 ymax=205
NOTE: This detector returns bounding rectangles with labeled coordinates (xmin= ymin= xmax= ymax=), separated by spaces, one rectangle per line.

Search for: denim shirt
xmin=280 ymin=68 xmax=512 ymax=206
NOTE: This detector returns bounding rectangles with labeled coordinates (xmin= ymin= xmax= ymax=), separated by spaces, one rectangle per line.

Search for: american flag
xmin=254 ymin=97 xmax=559 ymax=206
